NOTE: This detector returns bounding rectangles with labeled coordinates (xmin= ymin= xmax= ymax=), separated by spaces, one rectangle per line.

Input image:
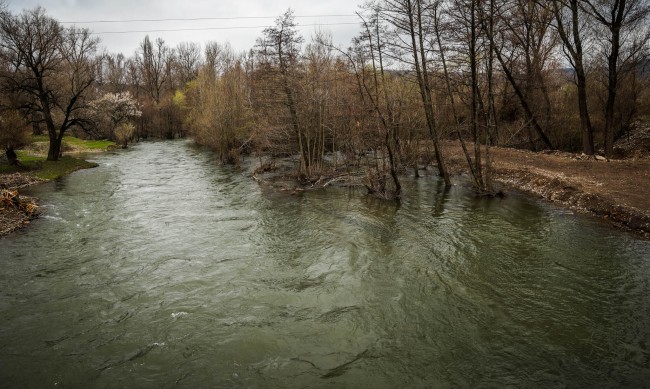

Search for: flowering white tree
xmin=89 ymin=92 xmax=141 ymax=141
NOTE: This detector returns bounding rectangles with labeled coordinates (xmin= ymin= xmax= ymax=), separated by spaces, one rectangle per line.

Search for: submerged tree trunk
xmin=357 ymin=11 xmax=402 ymax=201
xmin=434 ymin=5 xmax=480 ymax=189
xmin=469 ymin=0 xmax=484 ymax=190
xmin=407 ymin=0 xmax=451 ymax=186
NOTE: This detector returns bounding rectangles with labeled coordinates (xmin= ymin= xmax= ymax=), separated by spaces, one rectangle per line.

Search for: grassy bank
xmin=0 ymin=154 xmax=99 ymax=181
xmin=1 ymin=135 xmax=116 ymax=236
xmin=1 ymin=135 xmax=115 ymax=181
xmin=28 ymin=134 xmax=116 ymax=153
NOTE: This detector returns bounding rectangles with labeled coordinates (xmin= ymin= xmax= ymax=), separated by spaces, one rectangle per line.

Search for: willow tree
xmin=0 ymin=7 xmax=98 ymax=161
xmin=185 ymin=49 xmax=254 ymax=165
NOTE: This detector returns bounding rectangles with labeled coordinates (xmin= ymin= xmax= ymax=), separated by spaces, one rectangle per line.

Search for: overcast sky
xmin=7 ymin=0 xmax=365 ymax=56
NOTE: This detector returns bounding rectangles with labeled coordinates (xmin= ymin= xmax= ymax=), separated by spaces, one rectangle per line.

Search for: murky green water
xmin=1 ymin=140 xmax=649 ymax=388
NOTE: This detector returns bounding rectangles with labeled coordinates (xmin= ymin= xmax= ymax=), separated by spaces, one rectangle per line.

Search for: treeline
xmin=1 ymin=1 xmax=649 ymax=198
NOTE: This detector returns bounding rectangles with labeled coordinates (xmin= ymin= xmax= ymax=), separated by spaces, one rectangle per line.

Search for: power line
xmin=92 ymin=22 xmax=359 ymax=35
xmin=64 ymin=14 xmax=357 ymax=24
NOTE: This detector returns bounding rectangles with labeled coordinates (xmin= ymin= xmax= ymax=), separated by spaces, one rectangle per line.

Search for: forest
xmin=1 ymin=0 xmax=649 ymax=201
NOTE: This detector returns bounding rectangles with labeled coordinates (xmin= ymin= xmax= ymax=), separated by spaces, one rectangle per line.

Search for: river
xmin=1 ymin=140 xmax=649 ymax=388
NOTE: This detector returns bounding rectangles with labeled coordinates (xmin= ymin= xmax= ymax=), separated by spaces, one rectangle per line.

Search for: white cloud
xmin=7 ymin=0 xmax=364 ymax=56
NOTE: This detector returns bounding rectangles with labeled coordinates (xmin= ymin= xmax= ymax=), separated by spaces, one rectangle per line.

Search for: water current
xmin=1 ymin=140 xmax=649 ymax=388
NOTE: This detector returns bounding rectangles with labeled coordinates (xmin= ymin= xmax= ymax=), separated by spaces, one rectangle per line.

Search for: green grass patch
xmin=29 ymin=135 xmax=116 ymax=152
xmin=31 ymin=156 xmax=98 ymax=180
xmin=62 ymin=136 xmax=115 ymax=151
xmin=0 ymin=154 xmax=97 ymax=180
xmin=30 ymin=134 xmax=50 ymax=143
xmin=1 ymin=136 xmax=111 ymax=181
xmin=15 ymin=150 xmax=43 ymax=163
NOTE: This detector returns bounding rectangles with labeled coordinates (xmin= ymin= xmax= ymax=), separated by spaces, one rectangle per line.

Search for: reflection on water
xmin=1 ymin=140 xmax=649 ymax=387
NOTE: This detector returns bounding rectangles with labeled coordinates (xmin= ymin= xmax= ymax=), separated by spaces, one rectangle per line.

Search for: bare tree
xmin=102 ymin=52 xmax=127 ymax=93
xmin=431 ymin=3 xmax=473 ymax=177
xmin=0 ymin=7 xmax=98 ymax=161
xmin=551 ymin=0 xmax=595 ymax=155
xmin=256 ymin=10 xmax=309 ymax=176
xmin=581 ymin=0 xmax=650 ymax=157
xmin=382 ymin=0 xmax=451 ymax=186
xmin=175 ymin=41 xmax=201 ymax=85
xmin=485 ymin=0 xmax=555 ymax=150
xmin=353 ymin=7 xmax=402 ymax=200
xmin=138 ymin=35 xmax=171 ymax=104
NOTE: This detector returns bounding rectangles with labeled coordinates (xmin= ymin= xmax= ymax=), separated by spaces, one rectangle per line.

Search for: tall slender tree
xmin=256 ymin=10 xmax=309 ymax=175
xmin=383 ymin=0 xmax=451 ymax=186
xmin=582 ymin=0 xmax=650 ymax=157
xmin=551 ymin=0 xmax=595 ymax=155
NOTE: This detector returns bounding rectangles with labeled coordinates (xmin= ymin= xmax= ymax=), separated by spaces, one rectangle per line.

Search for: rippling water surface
xmin=1 ymin=140 xmax=649 ymax=387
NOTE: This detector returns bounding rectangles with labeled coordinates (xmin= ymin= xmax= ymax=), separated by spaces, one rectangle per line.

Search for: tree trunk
xmin=47 ymin=136 xmax=63 ymax=161
xmin=604 ymin=33 xmax=620 ymax=158
xmin=469 ymin=0 xmax=484 ymax=190
xmin=434 ymin=6 xmax=480 ymax=188
xmin=6 ymin=147 xmax=18 ymax=166
xmin=409 ymin=0 xmax=451 ymax=186
xmin=552 ymin=0 xmax=594 ymax=155
xmin=576 ymin=68 xmax=595 ymax=155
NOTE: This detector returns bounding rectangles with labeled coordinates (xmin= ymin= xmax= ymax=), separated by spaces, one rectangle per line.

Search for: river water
xmin=1 ymin=140 xmax=649 ymax=388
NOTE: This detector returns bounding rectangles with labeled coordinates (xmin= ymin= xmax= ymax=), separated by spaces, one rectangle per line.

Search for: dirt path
xmin=444 ymin=141 xmax=650 ymax=236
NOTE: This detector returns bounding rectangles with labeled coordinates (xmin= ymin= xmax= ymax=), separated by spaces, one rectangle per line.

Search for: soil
xmin=443 ymin=141 xmax=650 ymax=237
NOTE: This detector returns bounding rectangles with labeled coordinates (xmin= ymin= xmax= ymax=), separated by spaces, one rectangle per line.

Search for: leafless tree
xmin=485 ymin=0 xmax=556 ymax=150
xmin=552 ymin=0 xmax=595 ymax=155
xmin=581 ymin=0 xmax=650 ymax=157
xmin=256 ymin=10 xmax=310 ymax=176
xmin=0 ymin=7 xmax=99 ymax=161
xmin=138 ymin=35 xmax=171 ymax=104
xmin=382 ymin=0 xmax=451 ymax=186
xmin=175 ymin=41 xmax=201 ymax=85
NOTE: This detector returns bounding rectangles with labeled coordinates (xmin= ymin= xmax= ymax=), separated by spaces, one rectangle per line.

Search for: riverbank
xmin=0 ymin=136 xmax=115 ymax=237
xmin=4 ymin=137 xmax=650 ymax=238
xmin=443 ymin=141 xmax=650 ymax=237
xmin=249 ymin=139 xmax=650 ymax=237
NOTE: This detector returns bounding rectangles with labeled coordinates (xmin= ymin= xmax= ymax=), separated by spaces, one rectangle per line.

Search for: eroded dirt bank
xmin=444 ymin=141 xmax=650 ymax=237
